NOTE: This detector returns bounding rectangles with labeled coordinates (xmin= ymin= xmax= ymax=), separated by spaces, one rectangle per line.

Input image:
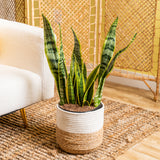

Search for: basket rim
xmin=57 ymin=102 xmax=104 ymax=115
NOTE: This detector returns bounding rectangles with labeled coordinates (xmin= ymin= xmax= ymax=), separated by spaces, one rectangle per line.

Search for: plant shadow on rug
xmin=0 ymin=97 xmax=160 ymax=160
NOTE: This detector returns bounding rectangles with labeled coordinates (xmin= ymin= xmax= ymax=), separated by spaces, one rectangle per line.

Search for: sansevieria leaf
xmin=75 ymin=60 xmax=85 ymax=106
xmin=93 ymin=76 xmax=105 ymax=108
xmin=70 ymin=54 xmax=75 ymax=79
xmin=59 ymin=24 xmax=67 ymax=79
xmin=94 ymin=33 xmax=137 ymax=107
xmin=66 ymin=73 xmax=75 ymax=104
xmin=98 ymin=17 xmax=118 ymax=81
xmin=58 ymin=24 xmax=67 ymax=105
xmin=78 ymin=73 xmax=86 ymax=106
xmin=58 ymin=59 xmax=66 ymax=105
xmin=42 ymin=14 xmax=60 ymax=95
xmin=71 ymin=28 xmax=83 ymax=71
xmin=83 ymin=83 xmax=94 ymax=106
xmin=70 ymin=28 xmax=82 ymax=80
xmin=83 ymin=65 xmax=100 ymax=105
xmin=83 ymin=63 xmax=87 ymax=84
xmin=73 ymin=58 xmax=79 ymax=104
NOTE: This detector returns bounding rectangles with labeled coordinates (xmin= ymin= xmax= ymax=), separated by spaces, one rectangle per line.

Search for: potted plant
xmin=42 ymin=14 xmax=136 ymax=154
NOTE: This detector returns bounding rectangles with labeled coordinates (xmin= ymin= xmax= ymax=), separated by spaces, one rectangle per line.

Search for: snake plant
xmin=42 ymin=14 xmax=137 ymax=107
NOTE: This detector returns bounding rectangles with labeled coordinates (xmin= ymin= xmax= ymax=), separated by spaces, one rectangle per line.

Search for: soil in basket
xmin=60 ymin=104 xmax=96 ymax=112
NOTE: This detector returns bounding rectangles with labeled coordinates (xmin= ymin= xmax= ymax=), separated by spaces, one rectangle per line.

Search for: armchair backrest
xmin=0 ymin=18 xmax=44 ymax=76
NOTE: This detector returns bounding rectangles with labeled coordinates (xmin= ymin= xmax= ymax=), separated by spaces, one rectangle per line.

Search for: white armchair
xmin=0 ymin=19 xmax=54 ymax=126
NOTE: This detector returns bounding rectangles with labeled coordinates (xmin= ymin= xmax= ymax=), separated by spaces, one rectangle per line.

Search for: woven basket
xmin=56 ymin=103 xmax=104 ymax=154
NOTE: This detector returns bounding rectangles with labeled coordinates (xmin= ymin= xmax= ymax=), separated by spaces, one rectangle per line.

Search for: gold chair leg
xmin=20 ymin=108 xmax=28 ymax=127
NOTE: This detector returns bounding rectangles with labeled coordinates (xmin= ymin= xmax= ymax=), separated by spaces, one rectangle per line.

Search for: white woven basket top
xmin=56 ymin=103 xmax=104 ymax=134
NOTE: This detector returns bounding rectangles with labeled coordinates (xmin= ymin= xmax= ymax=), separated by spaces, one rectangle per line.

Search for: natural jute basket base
xmin=56 ymin=126 xmax=103 ymax=154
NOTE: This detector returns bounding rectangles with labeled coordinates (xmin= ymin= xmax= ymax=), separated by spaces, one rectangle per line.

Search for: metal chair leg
xmin=20 ymin=108 xmax=28 ymax=127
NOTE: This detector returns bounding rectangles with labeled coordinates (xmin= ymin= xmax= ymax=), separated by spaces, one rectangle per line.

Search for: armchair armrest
xmin=0 ymin=19 xmax=54 ymax=100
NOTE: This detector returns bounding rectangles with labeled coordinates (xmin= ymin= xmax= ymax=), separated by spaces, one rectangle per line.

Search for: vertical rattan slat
xmin=155 ymin=38 xmax=160 ymax=101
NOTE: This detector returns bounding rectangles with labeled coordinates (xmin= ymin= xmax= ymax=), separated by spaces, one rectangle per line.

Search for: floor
xmin=104 ymin=81 xmax=160 ymax=160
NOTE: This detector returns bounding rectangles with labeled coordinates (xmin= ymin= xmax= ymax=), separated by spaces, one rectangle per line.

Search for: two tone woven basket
xmin=56 ymin=103 xmax=104 ymax=154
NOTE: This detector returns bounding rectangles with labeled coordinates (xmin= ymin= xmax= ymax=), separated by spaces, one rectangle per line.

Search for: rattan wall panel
xmin=0 ymin=0 xmax=25 ymax=23
xmin=105 ymin=0 xmax=157 ymax=72
xmin=39 ymin=0 xmax=91 ymax=66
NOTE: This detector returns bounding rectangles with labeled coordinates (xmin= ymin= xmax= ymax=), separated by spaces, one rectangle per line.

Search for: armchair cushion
xmin=0 ymin=64 xmax=41 ymax=116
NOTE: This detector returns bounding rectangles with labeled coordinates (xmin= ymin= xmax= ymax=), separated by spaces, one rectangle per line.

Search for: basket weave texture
xmin=56 ymin=127 xmax=103 ymax=154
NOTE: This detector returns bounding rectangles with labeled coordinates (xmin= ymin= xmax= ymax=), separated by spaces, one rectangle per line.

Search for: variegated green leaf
xmin=73 ymin=77 xmax=77 ymax=104
xmin=99 ymin=17 xmax=118 ymax=81
xmin=42 ymin=14 xmax=60 ymax=95
xmin=74 ymin=59 xmax=85 ymax=106
xmin=66 ymin=73 xmax=75 ymax=104
xmin=78 ymin=73 xmax=85 ymax=106
xmin=84 ymin=83 xmax=94 ymax=106
xmin=83 ymin=65 xmax=100 ymax=105
xmin=58 ymin=24 xmax=68 ymax=105
xmin=75 ymin=61 xmax=85 ymax=106
xmin=74 ymin=60 xmax=80 ymax=105
xmin=94 ymin=33 xmax=137 ymax=107
xmin=83 ymin=63 xmax=87 ymax=83
xmin=59 ymin=24 xmax=67 ymax=79
xmin=71 ymin=28 xmax=83 ymax=71
xmin=58 ymin=58 xmax=67 ymax=105
xmin=70 ymin=54 xmax=75 ymax=79
xmin=94 ymin=77 xmax=105 ymax=107
xmin=73 ymin=58 xmax=79 ymax=104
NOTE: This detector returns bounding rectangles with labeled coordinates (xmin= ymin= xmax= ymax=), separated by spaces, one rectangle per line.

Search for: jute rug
xmin=0 ymin=97 xmax=160 ymax=160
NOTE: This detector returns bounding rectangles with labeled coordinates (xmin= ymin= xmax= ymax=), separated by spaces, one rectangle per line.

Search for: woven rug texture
xmin=0 ymin=97 xmax=160 ymax=160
